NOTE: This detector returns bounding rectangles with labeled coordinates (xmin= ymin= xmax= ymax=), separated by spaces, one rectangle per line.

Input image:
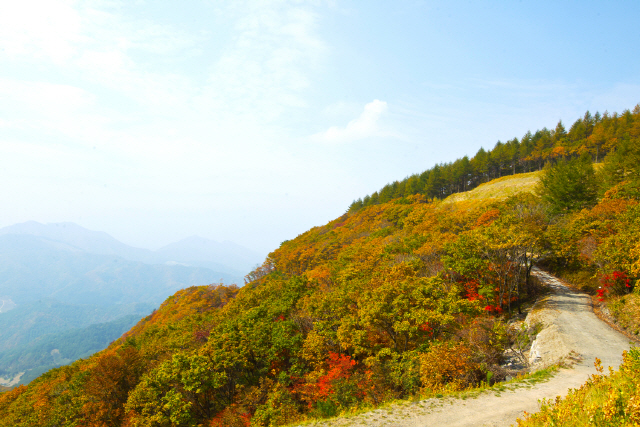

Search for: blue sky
xmin=1 ymin=0 xmax=639 ymax=256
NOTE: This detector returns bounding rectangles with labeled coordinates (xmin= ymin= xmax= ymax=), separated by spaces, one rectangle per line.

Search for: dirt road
xmin=301 ymin=269 xmax=633 ymax=427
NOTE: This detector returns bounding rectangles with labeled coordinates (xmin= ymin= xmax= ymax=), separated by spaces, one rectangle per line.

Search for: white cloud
xmin=313 ymin=99 xmax=389 ymax=143
xmin=0 ymin=0 xmax=326 ymax=151
xmin=0 ymin=0 xmax=80 ymax=62
xmin=198 ymin=2 xmax=327 ymax=123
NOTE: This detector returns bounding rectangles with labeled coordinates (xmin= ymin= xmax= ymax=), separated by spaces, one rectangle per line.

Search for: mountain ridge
xmin=0 ymin=221 xmax=262 ymax=276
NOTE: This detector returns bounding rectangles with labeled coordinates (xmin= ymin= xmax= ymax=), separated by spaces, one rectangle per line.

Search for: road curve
xmin=301 ymin=269 xmax=633 ymax=427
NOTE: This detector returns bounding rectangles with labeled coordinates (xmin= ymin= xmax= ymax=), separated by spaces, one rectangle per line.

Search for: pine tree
xmin=537 ymin=153 xmax=597 ymax=215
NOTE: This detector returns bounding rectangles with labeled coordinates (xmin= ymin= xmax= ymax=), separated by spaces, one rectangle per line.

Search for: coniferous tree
xmin=599 ymin=135 xmax=640 ymax=198
xmin=537 ymin=153 xmax=598 ymax=215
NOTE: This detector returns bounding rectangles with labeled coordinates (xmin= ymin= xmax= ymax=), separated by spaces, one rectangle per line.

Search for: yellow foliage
xmin=517 ymin=348 xmax=640 ymax=426
xmin=419 ymin=342 xmax=478 ymax=393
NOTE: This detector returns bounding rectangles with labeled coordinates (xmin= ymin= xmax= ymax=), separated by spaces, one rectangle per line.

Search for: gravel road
xmin=301 ymin=268 xmax=634 ymax=427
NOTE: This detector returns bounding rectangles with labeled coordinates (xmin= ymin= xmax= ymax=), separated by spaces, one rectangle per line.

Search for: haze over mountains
xmin=0 ymin=221 xmax=263 ymax=385
xmin=0 ymin=221 xmax=262 ymax=281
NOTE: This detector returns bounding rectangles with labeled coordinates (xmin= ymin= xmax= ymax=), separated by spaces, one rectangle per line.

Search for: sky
xmin=1 ymin=0 xmax=639 ymax=257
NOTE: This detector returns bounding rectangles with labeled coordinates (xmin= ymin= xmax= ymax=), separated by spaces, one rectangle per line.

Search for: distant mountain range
xmin=0 ymin=221 xmax=263 ymax=385
xmin=0 ymin=221 xmax=262 ymax=279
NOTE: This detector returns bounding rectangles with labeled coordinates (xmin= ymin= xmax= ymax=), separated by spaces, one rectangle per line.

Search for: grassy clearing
xmin=443 ymin=163 xmax=601 ymax=205
xmin=444 ymin=171 xmax=541 ymax=203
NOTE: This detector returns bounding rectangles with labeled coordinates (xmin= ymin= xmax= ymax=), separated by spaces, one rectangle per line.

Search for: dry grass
xmin=443 ymin=171 xmax=542 ymax=204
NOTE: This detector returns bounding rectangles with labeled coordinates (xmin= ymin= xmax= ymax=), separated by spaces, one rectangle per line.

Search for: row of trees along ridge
xmin=350 ymin=106 xmax=640 ymax=210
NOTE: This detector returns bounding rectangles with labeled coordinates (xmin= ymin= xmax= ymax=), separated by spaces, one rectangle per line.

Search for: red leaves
xmin=419 ymin=322 xmax=434 ymax=337
xmin=599 ymin=270 xmax=633 ymax=300
xmin=294 ymin=352 xmax=356 ymax=408
xmin=463 ymin=280 xmax=482 ymax=302
xmin=315 ymin=353 xmax=355 ymax=399
xmin=483 ymin=305 xmax=503 ymax=313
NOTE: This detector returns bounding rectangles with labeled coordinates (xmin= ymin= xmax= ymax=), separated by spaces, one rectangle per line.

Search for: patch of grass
xmin=444 ymin=172 xmax=541 ymax=204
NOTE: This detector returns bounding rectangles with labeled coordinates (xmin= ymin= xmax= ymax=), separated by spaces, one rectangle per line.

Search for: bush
xmin=517 ymin=348 xmax=640 ymax=426
xmin=599 ymin=271 xmax=633 ymax=301
xmin=419 ymin=342 xmax=480 ymax=393
xmin=251 ymin=383 xmax=303 ymax=426
xmin=607 ymin=294 xmax=640 ymax=336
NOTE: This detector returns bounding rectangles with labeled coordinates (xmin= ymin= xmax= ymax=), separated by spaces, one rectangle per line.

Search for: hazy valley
xmin=0 ymin=222 xmax=262 ymax=386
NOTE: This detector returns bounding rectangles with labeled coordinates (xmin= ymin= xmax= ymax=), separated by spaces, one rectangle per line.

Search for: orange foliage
xmin=122 ymin=284 xmax=239 ymax=341
xmin=0 ymin=385 xmax=26 ymax=413
xmin=80 ymin=347 xmax=143 ymax=427
xmin=475 ymin=209 xmax=501 ymax=227
xmin=588 ymin=197 xmax=636 ymax=218
xmin=210 ymin=404 xmax=251 ymax=427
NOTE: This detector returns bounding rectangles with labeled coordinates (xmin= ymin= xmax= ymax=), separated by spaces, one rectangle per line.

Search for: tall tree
xmin=537 ymin=153 xmax=598 ymax=215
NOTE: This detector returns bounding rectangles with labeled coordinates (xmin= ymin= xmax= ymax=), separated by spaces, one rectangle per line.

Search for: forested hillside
xmin=0 ymin=105 xmax=638 ymax=426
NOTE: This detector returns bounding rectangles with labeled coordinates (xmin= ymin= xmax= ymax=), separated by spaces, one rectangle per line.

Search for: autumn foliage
xmin=0 ymin=105 xmax=639 ymax=426
xmin=518 ymin=348 xmax=640 ymax=426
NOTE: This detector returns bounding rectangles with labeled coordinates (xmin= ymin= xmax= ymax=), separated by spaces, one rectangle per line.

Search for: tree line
xmin=350 ymin=105 xmax=640 ymax=211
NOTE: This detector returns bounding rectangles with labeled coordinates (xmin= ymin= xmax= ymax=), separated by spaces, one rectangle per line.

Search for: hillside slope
xmin=0 ymin=183 xmax=545 ymax=426
xmin=0 ymin=175 xmax=635 ymax=426
xmin=0 ymin=106 xmax=638 ymax=426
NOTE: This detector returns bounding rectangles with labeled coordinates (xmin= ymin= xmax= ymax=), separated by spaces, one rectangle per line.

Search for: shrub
xmin=419 ymin=342 xmax=480 ymax=393
xmin=517 ymin=348 xmax=640 ymax=426
xmin=599 ymin=271 xmax=633 ymax=301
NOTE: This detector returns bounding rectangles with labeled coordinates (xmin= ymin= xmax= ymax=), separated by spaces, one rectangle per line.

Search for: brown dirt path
xmin=298 ymin=268 xmax=633 ymax=427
